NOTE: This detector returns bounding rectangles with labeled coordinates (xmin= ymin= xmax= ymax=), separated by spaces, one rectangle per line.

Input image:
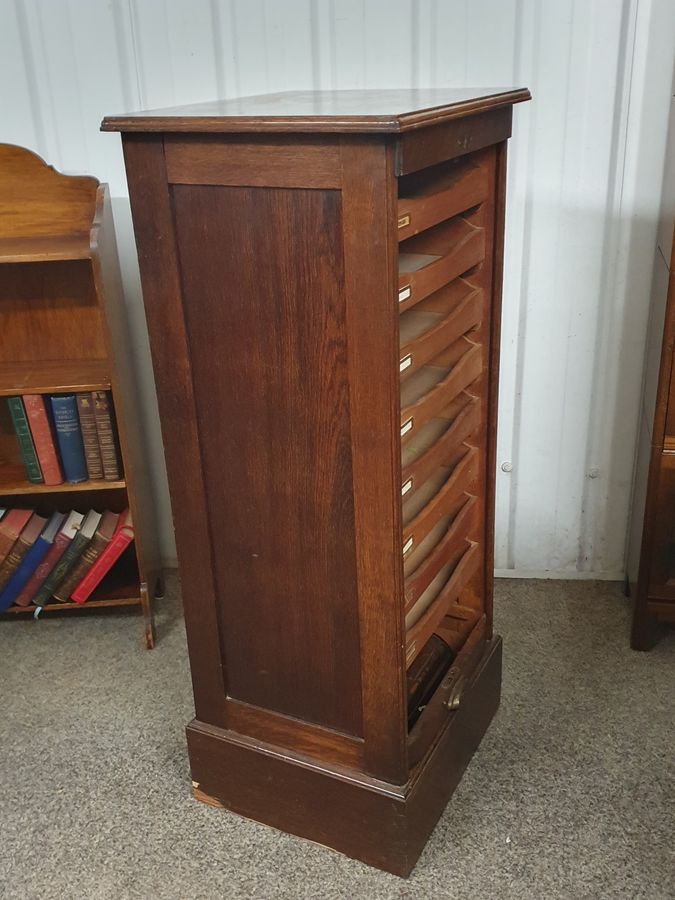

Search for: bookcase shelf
xmin=0 ymin=360 xmax=111 ymax=396
xmin=0 ymin=144 xmax=160 ymax=648
xmin=0 ymin=233 xmax=93 ymax=264
xmin=0 ymin=472 xmax=126 ymax=496
xmin=4 ymin=596 xmax=141 ymax=613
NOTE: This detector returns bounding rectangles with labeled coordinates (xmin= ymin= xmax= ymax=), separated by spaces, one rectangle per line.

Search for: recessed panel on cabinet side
xmin=171 ymin=185 xmax=363 ymax=737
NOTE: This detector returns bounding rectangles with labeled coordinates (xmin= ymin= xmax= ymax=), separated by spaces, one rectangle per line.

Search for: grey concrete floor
xmin=1 ymin=576 xmax=674 ymax=900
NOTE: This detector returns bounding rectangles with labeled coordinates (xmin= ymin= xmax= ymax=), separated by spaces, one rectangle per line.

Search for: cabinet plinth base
xmin=187 ymin=636 xmax=502 ymax=877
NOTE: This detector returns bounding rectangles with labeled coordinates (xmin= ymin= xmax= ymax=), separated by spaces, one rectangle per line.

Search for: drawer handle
xmin=400 ymin=354 xmax=412 ymax=373
xmin=444 ymin=673 xmax=467 ymax=710
xmin=406 ymin=640 xmax=417 ymax=665
xmin=398 ymin=213 xmax=411 ymax=229
xmin=401 ymin=477 xmax=413 ymax=497
xmin=402 ymin=535 xmax=414 ymax=556
xmin=401 ymin=417 xmax=413 ymax=438
xmin=398 ymin=285 xmax=412 ymax=304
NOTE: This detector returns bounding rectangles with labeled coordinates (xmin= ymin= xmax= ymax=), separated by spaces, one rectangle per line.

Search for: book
xmin=92 ymin=391 xmax=121 ymax=481
xmin=32 ymin=510 xmax=101 ymax=608
xmin=0 ymin=513 xmax=47 ymax=593
xmin=71 ymin=509 xmax=134 ymax=605
xmin=7 ymin=397 xmax=43 ymax=483
xmin=15 ymin=511 xmax=83 ymax=607
xmin=0 ymin=509 xmax=33 ymax=567
xmin=0 ymin=512 xmax=64 ymax=611
xmin=23 ymin=394 xmax=63 ymax=485
xmin=76 ymin=392 xmax=104 ymax=480
xmin=53 ymin=510 xmax=119 ymax=602
xmin=50 ymin=394 xmax=88 ymax=483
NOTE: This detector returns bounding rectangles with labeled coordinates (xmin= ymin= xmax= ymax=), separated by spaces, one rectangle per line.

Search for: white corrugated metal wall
xmin=2 ymin=0 xmax=674 ymax=574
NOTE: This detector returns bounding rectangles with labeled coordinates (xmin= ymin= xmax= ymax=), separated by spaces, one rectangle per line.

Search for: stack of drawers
xmin=397 ymin=152 xmax=492 ymax=687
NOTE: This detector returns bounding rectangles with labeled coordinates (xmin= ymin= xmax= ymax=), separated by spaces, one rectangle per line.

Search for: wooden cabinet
xmin=627 ymin=90 xmax=675 ymax=649
xmin=103 ymin=88 xmax=529 ymax=876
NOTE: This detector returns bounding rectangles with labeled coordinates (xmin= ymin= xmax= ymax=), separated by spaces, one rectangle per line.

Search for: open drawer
xmin=404 ymin=495 xmax=478 ymax=614
xmin=399 ymin=278 xmax=482 ymax=380
xmin=398 ymin=156 xmax=489 ymax=241
xmin=401 ymin=393 xmax=480 ymax=501
xmin=407 ymin=613 xmax=489 ymax=767
xmin=398 ymin=215 xmax=484 ymax=313
xmin=400 ymin=338 xmax=482 ymax=443
xmin=405 ymin=539 xmax=481 ymax=668
xmin=402 ymin=446 xmax=478 ymax=565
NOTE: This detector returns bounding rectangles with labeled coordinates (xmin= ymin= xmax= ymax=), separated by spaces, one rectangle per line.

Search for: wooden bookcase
xmin=103 ymin=88 xmax=529 ymax=873
xmin=0 ymin=144 xmax=159 ymax=648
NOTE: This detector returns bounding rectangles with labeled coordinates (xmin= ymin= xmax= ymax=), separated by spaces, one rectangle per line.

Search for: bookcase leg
xmin=140 ymin=582 xmax=155 ymax=650
xmin=154 ymin=572 xmax=166 ymax=601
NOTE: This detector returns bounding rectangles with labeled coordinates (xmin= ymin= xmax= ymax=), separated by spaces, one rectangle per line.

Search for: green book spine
xmin=32 ymin=532 xmax=90 ymax=607
xmin=7 ymin=397 xmax=43 ymax=484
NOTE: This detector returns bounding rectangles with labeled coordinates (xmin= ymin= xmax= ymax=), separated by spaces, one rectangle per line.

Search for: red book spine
xmin=13 ymin=531 xmax=71 ymax=607
xmin=70 ymin=526 xmax=134 ymax=604
xmin=23 ymin=395 xmax=63 ymax=485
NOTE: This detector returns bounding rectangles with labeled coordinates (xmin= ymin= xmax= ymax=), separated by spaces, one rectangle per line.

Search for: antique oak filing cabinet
xmin=103 ymin=88 xmax=529 ymax=876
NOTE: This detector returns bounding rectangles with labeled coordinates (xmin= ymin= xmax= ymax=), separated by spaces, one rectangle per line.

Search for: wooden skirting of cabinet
xmin=103 ymin=88 xmax=529 ymax=875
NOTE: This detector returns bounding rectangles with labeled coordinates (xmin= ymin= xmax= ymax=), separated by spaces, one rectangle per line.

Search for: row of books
xmin=7 ymin=391 xmax=122 ymax=485
xmin=0 ymin=506 xmax=134 ymax=611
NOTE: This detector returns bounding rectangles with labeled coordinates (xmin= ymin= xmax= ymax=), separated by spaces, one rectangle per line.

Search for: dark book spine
xmin=14 ymin=531 xmax=69 ymax=607
xmin=7 ymin=397 xmax=43 ymax=483
xmin=32 ymin=532 xmax=90 ymax=607
xmin=76 ymin=393 xmax=104 ymax=480
xmin=53 ymin=531 xmax=110 ymax=602
xmin=0 ymin=535 xmax=31 ymax=593
xmin=92 ymin=391 xmax=121 ymax=481
xmin=50 ymin=394 xmax=88 ymax=483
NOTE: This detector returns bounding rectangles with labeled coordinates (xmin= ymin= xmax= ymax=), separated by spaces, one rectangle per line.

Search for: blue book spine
xmin=50 ymin=394 xmax=88 ymax=483
xmin=0 ymin=535 xmax=51 ymax=611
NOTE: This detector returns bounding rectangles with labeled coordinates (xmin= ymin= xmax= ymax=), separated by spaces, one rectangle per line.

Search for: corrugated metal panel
xmin=1 ymin=0 xmax=673 ymax=573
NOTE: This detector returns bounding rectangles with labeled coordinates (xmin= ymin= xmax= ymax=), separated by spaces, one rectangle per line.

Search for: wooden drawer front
xmin=398 ymin=217 xmax=484 ymax=312
xmin=400 ymin=339 xmax=482 ymax=442
xmin=405 ymin=542 xmax=481 ymax=667
xmin=401 ymin=394 xmax=480 ymax=501
xmin=402 ymin=446 xmax=478 ymax=560
xmin=407 ymin=614 xmax=487 ymax=764
xmin=399 ymin=279 xmax=482 ymax=380
xmin=404 ymin=495 xmax=477 ymax=614
xmin=398 ymin=156 xmax=489 ymax=241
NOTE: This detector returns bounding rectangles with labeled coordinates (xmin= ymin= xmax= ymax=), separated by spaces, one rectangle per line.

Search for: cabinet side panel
xmin=171 ymin=185 xmax=363 ymax=737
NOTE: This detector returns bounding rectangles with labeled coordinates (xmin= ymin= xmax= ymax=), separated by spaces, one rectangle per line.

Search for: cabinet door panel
xmin=172 ymin=184 xmax=364 ymax=737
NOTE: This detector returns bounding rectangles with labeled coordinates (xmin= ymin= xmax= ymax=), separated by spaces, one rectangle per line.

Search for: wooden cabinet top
xmin=101 ymin=87 xmax=530 ymax=135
